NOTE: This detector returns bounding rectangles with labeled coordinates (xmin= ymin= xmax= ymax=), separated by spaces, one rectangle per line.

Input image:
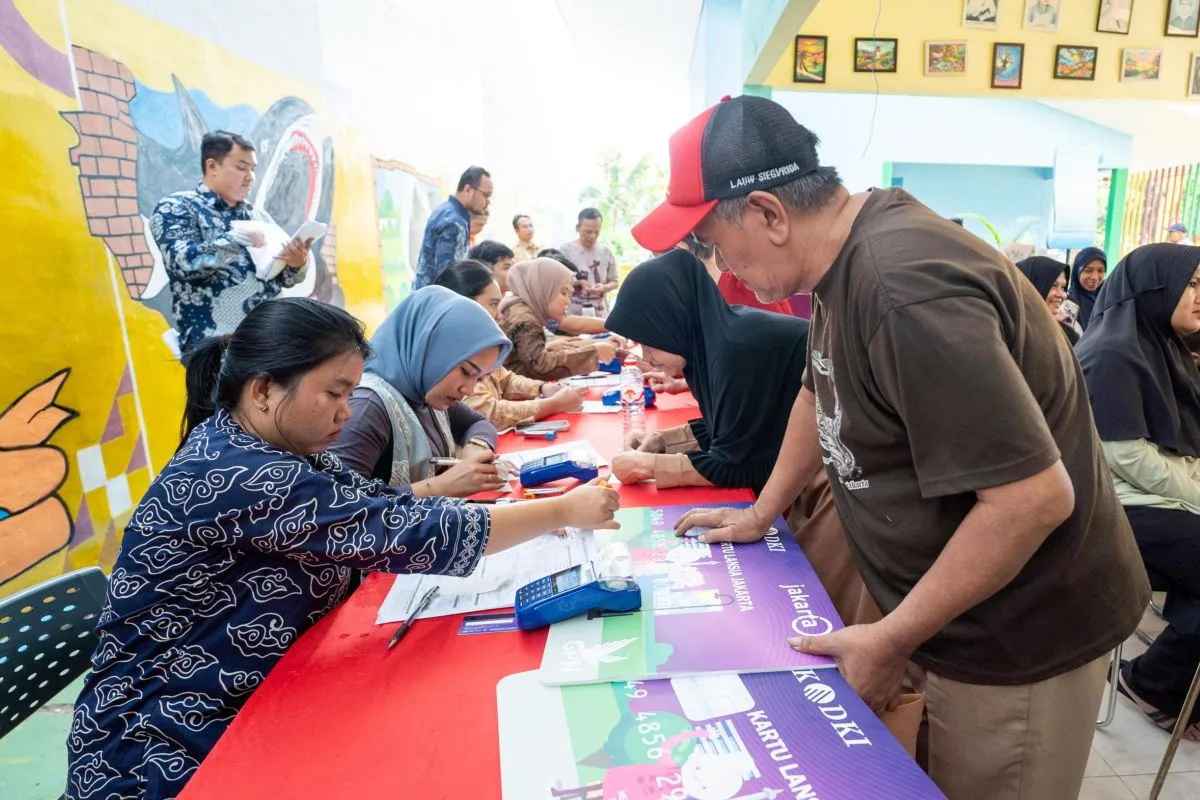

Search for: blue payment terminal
xmin=514 ymin=563 xmax=642 ymax=630
xmin=519 ymin=452 xmax=599 ymax=487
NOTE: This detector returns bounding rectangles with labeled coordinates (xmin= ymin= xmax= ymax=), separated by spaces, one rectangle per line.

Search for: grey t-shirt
xmin=559 ymin=240 xmax=618 ymax=315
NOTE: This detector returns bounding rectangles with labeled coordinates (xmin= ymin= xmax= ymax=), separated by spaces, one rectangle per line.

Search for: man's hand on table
xmin=789 ymin=622 xmax=910 ymax=714
xmin=674 ymin=505 xmax=770 ymax=544
xmin=645 ymin=372 xmax=687 ymax=394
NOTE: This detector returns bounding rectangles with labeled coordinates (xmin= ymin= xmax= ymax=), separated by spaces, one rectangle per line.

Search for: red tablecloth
xmin=181 ymin=397 xmax=753 ymax=799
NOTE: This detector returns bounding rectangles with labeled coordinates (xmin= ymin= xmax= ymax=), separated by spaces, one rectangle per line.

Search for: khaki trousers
xmin=909 ymin=654 xmax=1109 ymax=800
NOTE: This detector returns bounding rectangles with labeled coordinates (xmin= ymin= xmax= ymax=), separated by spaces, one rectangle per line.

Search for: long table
xmin=180 ymin=392 xmax=755 ymax=799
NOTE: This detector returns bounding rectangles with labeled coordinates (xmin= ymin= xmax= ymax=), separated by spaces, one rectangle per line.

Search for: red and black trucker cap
xmin=632 ymin=95 xmax=820 ymax=253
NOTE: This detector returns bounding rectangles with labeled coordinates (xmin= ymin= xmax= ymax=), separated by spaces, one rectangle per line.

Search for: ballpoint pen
xmin=387 ymin=586 xmax=439 ymax=650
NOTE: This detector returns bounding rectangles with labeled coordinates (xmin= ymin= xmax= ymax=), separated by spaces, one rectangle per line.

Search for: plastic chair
xmin=0 ymin=567 xmax=107 ymax=739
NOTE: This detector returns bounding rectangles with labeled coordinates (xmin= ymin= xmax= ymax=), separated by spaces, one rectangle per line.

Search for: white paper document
xmin=565 ymin=373 xmax=621 ymax=388
xmin=580 ymin=400 xmax=621 ymax=415
xmin=375 ymin=528 xmax=598 ymax=623
xmin=231 ymin=219 xmax=326 ymax=280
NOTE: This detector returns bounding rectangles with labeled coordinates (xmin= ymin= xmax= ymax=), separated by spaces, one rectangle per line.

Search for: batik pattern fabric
xmin=64 ymin=409 xmax=488 ymax=799
xmin=150 ymin=185 xmax=308 ymax=351
xmin=413 ymin=196 xmax=470 ymax=289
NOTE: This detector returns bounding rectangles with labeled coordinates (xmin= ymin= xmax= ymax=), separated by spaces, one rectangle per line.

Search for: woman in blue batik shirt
xmin=64 ymin=298 xmax=619 ymax=800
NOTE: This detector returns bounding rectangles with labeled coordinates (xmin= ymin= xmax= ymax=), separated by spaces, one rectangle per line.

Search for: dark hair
xmin=457 ymin=166 xmax=491 ymax=192
xmin=200 ymin=130 xmax=255 ymax=174
xmin=468 ymin=240 xmax=514 ymax=266
xmin=512 ymin=214 xmax=531 ymax=231
xmin=181 ymin=298 xmax=371 ymax=445
xmin=578 ymin=207 xmax=603 ymax=224
xmin=434 ymin=259 xmax=498 ymax=300
xmin=711 ymin=166 xmax=843 ymax=225
xmin=538 ymin=248 xmax=583 ymax=275
xmin=949 ymin=217 xmax=965 ymax=227
xmin=682 ymin=233 xmax=715 ymax=261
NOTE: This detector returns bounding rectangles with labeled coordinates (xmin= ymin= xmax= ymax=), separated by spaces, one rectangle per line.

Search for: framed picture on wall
xmin=1166 ymin=0 xmax=1200 ymax=36
xmin=926 ymin=41 xmax=969 ymax=75
xmin=1055 ymin=45 xmax=1099 ymax=79
xmin=963 ymin=0 xmax=1000 ymax=28
xmin=793 ymin=35 xmax=828 ymax=83
xmin=854 ymin=37 xmax=898 ymax=72
xmin=1024 ymin=0 xmax=1061 ymax=32
xmin=992 ymin=42 xmax=1026 ymax=87
xmin=1122 ymin=48 xmax=1163 ymax=79
xmin=1097 ymin=0 xmax=1135 ymax=34
xmin=1189 ymin=52 xmax=1200 ymax=95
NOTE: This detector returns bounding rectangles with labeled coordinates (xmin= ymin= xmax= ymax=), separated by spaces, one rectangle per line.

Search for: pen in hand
xmin=387 ymin=586 xmax=439 ymax=650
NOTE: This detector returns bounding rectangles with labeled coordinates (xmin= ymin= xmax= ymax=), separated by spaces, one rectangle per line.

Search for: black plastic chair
xmin=0 ymin=567 xmax=107 ymax=739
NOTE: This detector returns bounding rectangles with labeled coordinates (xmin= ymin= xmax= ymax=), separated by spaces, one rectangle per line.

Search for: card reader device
xmin=514 ymin=562 xmax=642 ymax=630
xmin=518 ymin=452 xmax=599 ymax=487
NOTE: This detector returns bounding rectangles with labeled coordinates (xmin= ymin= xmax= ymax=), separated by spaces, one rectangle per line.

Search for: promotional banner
xmin=540 ymin=504 xmax=842 ymax=685
xmin=498 ymin=668 xmax=945 ymax=799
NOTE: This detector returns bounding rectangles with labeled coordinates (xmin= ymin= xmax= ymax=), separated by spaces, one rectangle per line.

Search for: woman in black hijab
xmin=1077 ymin=243 xmax=1200 ymax=738
xmin=1015 ymin=256 xmax=1081 ymax=344
xmin=1069 ymin=247 xmax=1107 ymax=330
xmin=604 ymin=249 xmax=808 ymax=492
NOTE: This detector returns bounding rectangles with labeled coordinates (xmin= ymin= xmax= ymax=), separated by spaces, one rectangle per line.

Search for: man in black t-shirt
xmin=633 ymin=95 xmax=1148 ymax=800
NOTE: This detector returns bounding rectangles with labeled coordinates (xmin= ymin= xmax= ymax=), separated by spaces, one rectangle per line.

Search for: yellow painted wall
xmin=0 ymin=0 xmax=390 ymax=597
xmin=767 ymin=0 xmax=1200 ymax=100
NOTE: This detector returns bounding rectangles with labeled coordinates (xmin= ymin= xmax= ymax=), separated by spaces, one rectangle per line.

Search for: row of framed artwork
xmin=793 ymin=35 xmax=1200 ymax=94
xmin=962 ymin=0 xmax=1200 ymax=38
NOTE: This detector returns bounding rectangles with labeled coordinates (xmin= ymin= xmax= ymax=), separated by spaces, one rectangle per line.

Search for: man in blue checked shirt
xmin=150 ymin=130 xmax=314 ymax=354
xmin=414 ymin=165 xmax=493 ymax=289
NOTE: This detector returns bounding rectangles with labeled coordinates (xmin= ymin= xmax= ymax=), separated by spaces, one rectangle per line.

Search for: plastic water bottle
xmin=620 ymin=360 xmax=645 ymax=449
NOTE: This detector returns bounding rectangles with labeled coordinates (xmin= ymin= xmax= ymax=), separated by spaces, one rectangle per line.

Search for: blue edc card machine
xmin=518 ymin=452 xmax=599 ymax=487
xmin=514 ymin=562 xmax=642 ymax=631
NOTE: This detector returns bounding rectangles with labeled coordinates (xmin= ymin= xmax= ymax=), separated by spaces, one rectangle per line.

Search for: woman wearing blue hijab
xmin=1070 ymin=247 xmax=1107 ymax=330
xmin=330 ymin=286 xmax=513 ymax=497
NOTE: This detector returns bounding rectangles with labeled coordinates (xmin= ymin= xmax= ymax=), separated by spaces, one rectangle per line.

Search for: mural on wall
xmin=372 ymin=158 xmax=440 ymax=311
xmin=61 ymin=45 xmax=345 ymax=326
xmin=0 ymin=0 xmax=355 ymax=597
xmin=0 ymin=372 xmax=76 ymax=586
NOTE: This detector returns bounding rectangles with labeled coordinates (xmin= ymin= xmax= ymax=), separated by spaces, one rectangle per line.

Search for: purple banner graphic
xmin=498 ymin=668 xmax=946 ymax=799
xmin=541 ymin=504 xmax=843 ymax=685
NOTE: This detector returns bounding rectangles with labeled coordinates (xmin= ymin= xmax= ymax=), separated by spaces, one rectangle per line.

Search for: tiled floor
xmin=1081 ymin=605 xmax=1200 ymax=800
xmin=3 ymin=610 xmax=1197 ymax=799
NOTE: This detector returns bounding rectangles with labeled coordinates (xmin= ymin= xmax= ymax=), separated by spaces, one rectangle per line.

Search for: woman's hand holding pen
xmin=431 ymin=450 xmax=508 ymax=496
xmin=555 ymin=478 xmax=620 ymax=530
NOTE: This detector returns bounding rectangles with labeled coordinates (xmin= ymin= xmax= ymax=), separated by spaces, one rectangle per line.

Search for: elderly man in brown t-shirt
xmin=635 ymin=96 xmax=1149 ymax=800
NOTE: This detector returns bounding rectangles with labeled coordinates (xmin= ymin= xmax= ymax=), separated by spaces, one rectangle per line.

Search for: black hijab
xmin=1077 ymin=244 xmax=1200 ymax=456
xmin=1015 ymin=256 xmax=1068 ymax=300
xmin=1070 ymin=247 xmax=1107 ymax=330
xmin=1016 ymin=256 xmax=1078 ymax=344
xmin=605 ymin=250 xmax=809 ymax=490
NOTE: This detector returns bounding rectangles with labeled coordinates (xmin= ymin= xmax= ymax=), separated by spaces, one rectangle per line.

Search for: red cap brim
xmin=632 ymin=198 xmax=717 ymax=253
